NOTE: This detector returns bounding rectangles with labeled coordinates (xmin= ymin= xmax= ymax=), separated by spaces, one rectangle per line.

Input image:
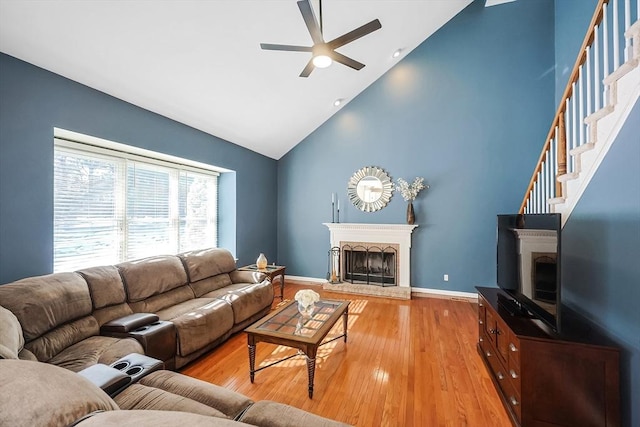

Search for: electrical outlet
xmin=444 ymin=274 xmax=449 ymax=282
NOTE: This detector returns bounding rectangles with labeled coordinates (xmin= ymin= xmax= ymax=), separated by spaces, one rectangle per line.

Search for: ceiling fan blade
xmin=297 ymin=0 xmax=324 ymax=44
xmin=260 ymin=43 xmax=313 ymax=52
xmin=327 ymin=19 xmax=382 ymax=49
xmin=299 ymin=58 xmax=315 ymax=77
xmin=329 ymin=51 xmax=365 ymax=70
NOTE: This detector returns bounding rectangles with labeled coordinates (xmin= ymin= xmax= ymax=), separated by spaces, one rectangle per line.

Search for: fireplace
xmin=512 ymin=228 xmax=558 ymax=305
xmin=323 ymin=223 xmax=417 ymax=299
xmin=531 ymin=252 xmax=557 ymax=303
xmin=342 ymin=244 xmax=397 ymax=286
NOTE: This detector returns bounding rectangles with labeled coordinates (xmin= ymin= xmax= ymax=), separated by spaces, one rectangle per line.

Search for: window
xmin=54 ymin=135 xmax=219 ymax=272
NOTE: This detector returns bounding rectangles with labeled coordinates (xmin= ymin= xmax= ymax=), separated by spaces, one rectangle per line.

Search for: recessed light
xmin=392 ymin=48 xmax=403 ymax=58
xmin=333 ymin=98 xmax=344 ymax=107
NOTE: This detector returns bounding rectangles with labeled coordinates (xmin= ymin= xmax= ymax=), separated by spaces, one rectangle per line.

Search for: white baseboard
xmin=285 ymin=275 xmax=478 ymax=300
xmin=285 ymin=275 xmax=326 ymax=284
xmin=411 ymin=287 xmax=477 ymax=300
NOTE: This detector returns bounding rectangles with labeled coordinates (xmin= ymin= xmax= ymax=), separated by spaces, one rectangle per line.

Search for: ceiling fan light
xmin=313 ymin=54 xmax=332 ymax=68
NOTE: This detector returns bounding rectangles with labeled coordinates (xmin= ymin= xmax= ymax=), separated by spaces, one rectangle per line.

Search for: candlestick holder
xmin=331 ymin=201 xmax=335 ymax=223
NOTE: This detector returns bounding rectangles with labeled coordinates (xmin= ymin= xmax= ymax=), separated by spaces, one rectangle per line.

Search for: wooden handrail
xmin=519 ymin=0 xmax=609 ymax=213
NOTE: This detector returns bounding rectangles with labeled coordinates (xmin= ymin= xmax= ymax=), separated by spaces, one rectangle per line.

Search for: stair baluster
xmin=520 ymin=0 xmax=639 ymax=223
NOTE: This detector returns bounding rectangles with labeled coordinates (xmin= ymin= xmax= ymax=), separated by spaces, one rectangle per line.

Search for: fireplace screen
xmin=531 ymin=252 xmax=557 ymax=303
xmin=342 ymin=244 xmax=397 ymax=286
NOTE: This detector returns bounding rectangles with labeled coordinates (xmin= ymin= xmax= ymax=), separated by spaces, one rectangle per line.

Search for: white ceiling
xmin=0 ymin=0 xmax=472 ymax=159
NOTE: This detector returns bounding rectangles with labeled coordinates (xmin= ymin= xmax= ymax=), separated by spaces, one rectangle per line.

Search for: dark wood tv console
xmin=476 ymin=287 xmax=620 ymax=426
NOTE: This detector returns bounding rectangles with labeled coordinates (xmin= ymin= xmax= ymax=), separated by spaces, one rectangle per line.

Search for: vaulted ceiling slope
xmin=0 ymin=0 xmax=472 ymax=159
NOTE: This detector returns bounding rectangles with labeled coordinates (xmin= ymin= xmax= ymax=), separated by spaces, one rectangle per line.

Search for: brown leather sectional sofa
xmin=0 ymin=248 xmax=350 ymax=426
xmin=0 ymin=247 xmax=273 ymax=370
xmin=0 ymin=358 xmax=349 ymax=426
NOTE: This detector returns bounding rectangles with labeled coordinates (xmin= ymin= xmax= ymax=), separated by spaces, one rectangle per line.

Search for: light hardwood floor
xmin=181 ymin=282 xmax=512 ymax=427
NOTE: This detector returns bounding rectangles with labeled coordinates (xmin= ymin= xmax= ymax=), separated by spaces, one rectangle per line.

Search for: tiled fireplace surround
xmin=323 ymin=223 xmax=418 ymax=299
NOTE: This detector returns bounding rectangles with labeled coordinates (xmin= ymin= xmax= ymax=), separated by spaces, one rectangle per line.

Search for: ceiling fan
xmin=260 ymin=0 xmax=382 ymax=77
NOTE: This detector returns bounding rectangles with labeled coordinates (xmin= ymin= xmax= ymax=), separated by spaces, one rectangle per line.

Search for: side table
xmin=239 ymin=264 xmax=286 ymax=301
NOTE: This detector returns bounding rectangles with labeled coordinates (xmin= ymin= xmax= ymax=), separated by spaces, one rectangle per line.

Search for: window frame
xmin=53 ymin=129 xmax=222 ymax=272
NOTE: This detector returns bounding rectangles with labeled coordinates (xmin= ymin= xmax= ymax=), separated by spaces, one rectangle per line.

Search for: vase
xmin=406 ymin=201 xmax=415 ymax=225
xmin=298 ymin=302 xmax=315 ymax=318
xmin=256 ymin=253 xmax=267 ymax=269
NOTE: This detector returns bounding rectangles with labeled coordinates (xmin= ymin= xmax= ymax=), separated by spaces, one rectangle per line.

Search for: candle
xmin=331 ymin=193 xmax=335 ymax=223
xmin=337 ymin=199 xmax=340 ymax=210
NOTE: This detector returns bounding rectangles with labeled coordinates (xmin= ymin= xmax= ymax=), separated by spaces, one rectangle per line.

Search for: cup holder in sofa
xmin=125 ymin=366 xmax=144 ymax=376
xmin=111 ymin=361 xmax=130 ymax=371
xmin=110 ymin=353 xmax=163 ymax=383
xmin=134 ymin=326 xmax=150 ymax=332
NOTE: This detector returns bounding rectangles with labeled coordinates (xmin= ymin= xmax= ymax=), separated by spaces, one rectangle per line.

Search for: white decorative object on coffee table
xmin=295 ymin=289 xmax=320 ymax=317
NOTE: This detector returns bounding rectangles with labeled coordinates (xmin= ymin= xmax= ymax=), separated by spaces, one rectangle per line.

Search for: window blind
xmin=54 ymin=139 xmax=218 ymax=272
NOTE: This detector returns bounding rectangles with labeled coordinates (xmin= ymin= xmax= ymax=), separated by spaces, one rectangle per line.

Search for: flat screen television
xmin=496 ymin=213 xmax=562 ymax=333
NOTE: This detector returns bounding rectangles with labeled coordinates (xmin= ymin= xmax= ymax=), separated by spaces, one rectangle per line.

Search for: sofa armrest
xmin=78 ymin=364 xmax=131 ymax=397
xmin=101 ymin=319 xmax=176 ymax=367
xmin=101 ymin=313 xmax=159 ymax=334
xmin=229 ymin=270 xmax=267 ymax=284
xmin=238 ymin=401 xmax=353 ymax=426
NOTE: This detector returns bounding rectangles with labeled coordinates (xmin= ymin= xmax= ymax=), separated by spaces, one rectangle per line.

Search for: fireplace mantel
xmin=324 ymin=223 xmax=418 ymax=233
xmin=323 ymin=223 xmax=418 ymax=288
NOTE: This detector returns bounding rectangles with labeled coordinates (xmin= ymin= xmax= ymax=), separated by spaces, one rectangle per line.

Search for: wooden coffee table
xmin=239 ymin=264 xmax=286 ymax=301
xmin=244 ymin=299 xmax=349 ymax=398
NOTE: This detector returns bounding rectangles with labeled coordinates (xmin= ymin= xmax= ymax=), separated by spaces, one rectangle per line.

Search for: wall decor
xmin=395 ymin=177 xmax=427 ymax=224
xmin=347 ymin=166 xmax=393 ymax=212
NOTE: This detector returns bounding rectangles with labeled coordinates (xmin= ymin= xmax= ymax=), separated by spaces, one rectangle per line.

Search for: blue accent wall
xmin=552 ymin=1 xmax=639 ymax=420
xmin=562 ymin=99 xmax=640 ymax=427
xmin=277 ymin=0 xmax=556 ymax=291
xmin=0 ymin=53 xmax=277 ymax=283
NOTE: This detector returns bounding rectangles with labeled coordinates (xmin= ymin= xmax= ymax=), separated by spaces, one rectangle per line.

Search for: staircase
xmin=521 ymin=0 xmax=640 ymax=226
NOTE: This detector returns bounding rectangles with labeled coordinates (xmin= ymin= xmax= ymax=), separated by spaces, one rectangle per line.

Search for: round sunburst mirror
xmin=347 ymin=166 xmax=393 ymax=212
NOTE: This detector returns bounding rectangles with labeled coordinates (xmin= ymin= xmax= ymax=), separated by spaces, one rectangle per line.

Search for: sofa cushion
xmin=78 ymin=265 xmax=139 ymax=325
xmin=179 ymin=248 xmax=237 ymax=283
xmin=238 ymin=400 xmax=352 ymax=427
xmin=190 ymin=274 xmax=233 ymax=297
xmin=47 ymin=335 xmax=144 ymax=372
xmin=155 ymin=298 xmax=234 ymax=357
xmin=114 ymin=383 xmax=228 ymax=418
xmin=118 ymin=255 xmax=189 ymax=302
xmin=202 ymin=281 xmax=274 ymax=324
xmin=0 ymin=359 xmax=119 ymax=427
xmin=0 ymin=272 xmax=92 ymax=342
xmin=25 ymin=315 xmax=100 ymax=362
xmin=229 ymin=270 xmax=268 ymax=284
xmin=128 ymin=284 xmax=195 ymax=313
xmin=78 ymin=265 xmax=127 ymax=309
xmin=75 ymin=410 xmax=254 ymax=427
xmin=0 ymin=305 xmax=24 ymax=359
xmin=92 ymin=303 xmax=137 ymax=327
xmin=137 ymin=370 xmax=253 ymax=419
